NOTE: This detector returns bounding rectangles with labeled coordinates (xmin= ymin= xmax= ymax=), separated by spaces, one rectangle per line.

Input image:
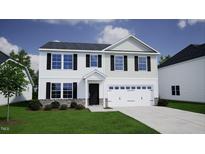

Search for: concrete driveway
xmin=115 ymin=106 xmax=205 ymax=134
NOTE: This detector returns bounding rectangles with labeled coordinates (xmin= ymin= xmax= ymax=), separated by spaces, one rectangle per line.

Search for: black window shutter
xmin=46 ymin=82 xmax=51 ymax=99
xmin=135 ymin=56 xmax=138 ymax=71
xmin=124 ymin=55 xmax=127 ymax=71
xmin=171 ymin=86 xmax=175 ymax=95
xmin=147 ymin=56 xmax=151 ymax=71
xmin=73 ymin=82 xmax=77 ymax=99
xmin=86 ymin=54 xmax=90 ymax=67
xmin=73 ymin=54 xmax=77 ymax=70
xmin=98 ymin=55 xmax=102 ymax=67
xmin=47 ymin=53 xmax=51 ymax=70
xmin=111 ymin=55 xmax=114 ymax=71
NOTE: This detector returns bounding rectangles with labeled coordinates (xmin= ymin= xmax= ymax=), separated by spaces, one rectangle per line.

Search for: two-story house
xmin=38 ymin=35 xmax=160 ymax=108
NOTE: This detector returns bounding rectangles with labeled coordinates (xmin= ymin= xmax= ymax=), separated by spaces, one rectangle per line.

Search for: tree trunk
xmin=7 ymin=95 xmax=10 ymax=122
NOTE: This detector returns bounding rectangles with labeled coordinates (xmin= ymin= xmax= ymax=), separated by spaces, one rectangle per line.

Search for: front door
xmin=89 ymin=84 xmax=99 ymax=105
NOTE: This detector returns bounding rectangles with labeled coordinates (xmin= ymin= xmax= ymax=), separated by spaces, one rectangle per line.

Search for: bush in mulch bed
xmin=70 ymin=101 xmax=78 ymax=108
xmin=28 ymin=100 xmax=42 ymax=111
xmin=51 ymin=101 xmax=60 ymax=109
xmin=75 ymin=104 xmax=85 ymax=110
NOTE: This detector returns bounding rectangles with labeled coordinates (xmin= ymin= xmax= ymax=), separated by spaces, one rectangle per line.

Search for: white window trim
xmin=51 ymin=53 xmax=62 ymax=70
xmin=50 ymin=82 xmax=74 ymax=99
xmin=51 ymin=82 xmax=61 ymax=99
xmin=114 ymin=55 xmax=124 ymax=71
xmin=138 ymin=56 xmax=147 ymax=71
xmin=90 ymin=54 xmax=98 ymax=68
xmin=63 ymin=54 xmax=73 ymax=70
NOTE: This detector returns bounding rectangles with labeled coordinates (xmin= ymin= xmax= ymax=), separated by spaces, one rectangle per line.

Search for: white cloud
xmin=177 ymin=20 xmax=186 ymax=29
xmin=0 ymin=37 xmax=19 ymax=55
xmin=36 ymin=19 xmax=115 ymax=25
xmin=178 ymin=19 xmax=205 ymax=29
xmin=97 ymin=25 xmax=131 ymax=44
xmin=29 ymin=54 xmax=39 ymax=71
xmin=0 ymin=36 xmax=38 ymax=71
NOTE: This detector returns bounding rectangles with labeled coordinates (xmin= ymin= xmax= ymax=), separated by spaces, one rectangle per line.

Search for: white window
xmin=131 ymin=86 xmax=135 ymax=90
xmin=115 ymin=86 xmax=119 ymax=90
xmin=90 ymin=55 xmax=98 ymax=67
xmin=142 ymin=86 xmax=146 ymax=89
xmin=63 ymin=83 xmax=73 ymax=98
xmin=115 ymin=55 xmax=124 ymax=70
xmin=64 ymin=54 xmax=73 ymax=69
xmin=51 ymin=83 xmax=61 ymax=98
xmin=147 ymin=86 xmax=152 ymax=90
xmin=120 ymin=86 xmax=125 ymax=90
xmin=126 ymin=86 xmax=130 ymax=90
xmin=138 ymin=56 xmax=147 ymax=71
xmin=52 ymin=54 xmax=61 ymax=69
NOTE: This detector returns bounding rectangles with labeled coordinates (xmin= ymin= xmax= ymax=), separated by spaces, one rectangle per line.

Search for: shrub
xmin=28 ymin=102 xmax=41 ymax=111
xmin=59 ymin=104 xmax=68 ymax=110
xmin=70 ymin=101 xmax=77 ymax=108
xmin=75 ymin=104 xmax=85 ymax=110
xmin=51 ymin=101 xmax=60 ymax=108
xmin=32 ymin=99 xmax=43 ymax=107
xmin=44 ymin=104 xmax=52 ymax=111
xmin=158 ymin=99 xmax=168 ymax=106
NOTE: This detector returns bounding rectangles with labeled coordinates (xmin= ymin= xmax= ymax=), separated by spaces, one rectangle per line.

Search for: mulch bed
xmin=0 ymin=119 xmax=23 ymax=126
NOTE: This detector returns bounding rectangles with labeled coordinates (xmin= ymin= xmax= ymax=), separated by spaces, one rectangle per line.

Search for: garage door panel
xmin=107 ymin=85 xmax=153 ymax=107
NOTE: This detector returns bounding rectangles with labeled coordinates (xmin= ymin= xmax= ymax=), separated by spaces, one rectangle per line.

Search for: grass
xmin=0 ymin=102 xmax=158 ymax=134
xmin=166 ymin=100 xmax=205 ymax=114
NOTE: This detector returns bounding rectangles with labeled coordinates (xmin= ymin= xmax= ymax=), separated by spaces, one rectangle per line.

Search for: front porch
xmin=83 ymin=69 xmax=107 ymax=108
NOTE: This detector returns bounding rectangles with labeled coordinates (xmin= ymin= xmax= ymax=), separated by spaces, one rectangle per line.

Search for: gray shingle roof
xmin=40 ymin=41 xmax=111 ymax=51
xmin=0 ymin=51 xmax=10 ymax=64
xmin=158 ymin=43 xmax=205 ymax=68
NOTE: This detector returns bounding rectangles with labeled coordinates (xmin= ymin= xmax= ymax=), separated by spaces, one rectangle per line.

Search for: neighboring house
xmin=38 ymin=35 xmax=160 ymax=107
xmin=0 ymin=51 xmax=33 ymax=105
xmin=158 ymin=44 xmax=205 ymax=103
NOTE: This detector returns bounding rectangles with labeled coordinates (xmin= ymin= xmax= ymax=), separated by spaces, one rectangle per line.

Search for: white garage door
xmin=107 ymin=85 xmax=153 ymax=107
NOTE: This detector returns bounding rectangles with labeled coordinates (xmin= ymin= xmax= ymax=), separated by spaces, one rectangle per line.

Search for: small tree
xmin=0 ymin=60 xmax=28 ymax=122
xmin=159 ymin=55 xmax=171 ymax=65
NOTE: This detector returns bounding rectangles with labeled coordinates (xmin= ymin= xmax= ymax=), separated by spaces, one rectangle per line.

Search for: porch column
xmin=85 ymin=79 xmax=88 ymax=108
xmin=102 ymin=81 xmax=106 ymax=108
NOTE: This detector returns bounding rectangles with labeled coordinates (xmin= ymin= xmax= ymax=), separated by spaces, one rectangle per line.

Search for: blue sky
xmin=0 ymin=19 xmax=204 ymax=70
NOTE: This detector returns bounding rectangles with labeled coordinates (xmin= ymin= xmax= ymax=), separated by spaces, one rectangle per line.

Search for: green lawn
xmin=0 ymin=102 xmax=158 ymax=134
xmin=166 ymin=100 xmax=205 ymax=114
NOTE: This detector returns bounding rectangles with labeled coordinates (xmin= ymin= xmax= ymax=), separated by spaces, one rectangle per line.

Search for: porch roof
xmin=83 ymin=69 xmax=106 ymax=80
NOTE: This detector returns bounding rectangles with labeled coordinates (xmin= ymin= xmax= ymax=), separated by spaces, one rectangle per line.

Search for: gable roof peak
xmin=103 ymin=34 xmax=160 ymax=54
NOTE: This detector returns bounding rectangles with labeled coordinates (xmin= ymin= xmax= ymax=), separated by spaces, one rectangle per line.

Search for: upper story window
xmin=52 ymin=54 xmax=61 ymax=69
xmin=138 ymin=56 xmax=147 ymax=71
xmin=115 ymin=55 xmax=124 ymax=70
xmin=51 ymin=83 xmax=61 ymax=98
xmin=90 ymin=55 xmax=98 ymax=67
xmin=64 ymin=54 xmax=73 ymax=69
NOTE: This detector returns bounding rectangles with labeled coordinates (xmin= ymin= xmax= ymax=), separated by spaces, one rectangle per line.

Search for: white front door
xmin=107 ymin=85 xmax=153 ymax=107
